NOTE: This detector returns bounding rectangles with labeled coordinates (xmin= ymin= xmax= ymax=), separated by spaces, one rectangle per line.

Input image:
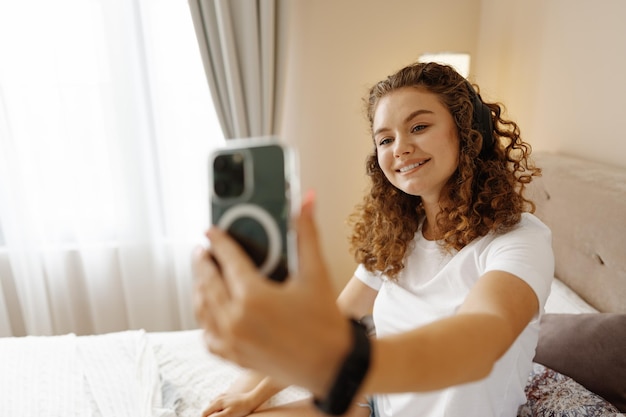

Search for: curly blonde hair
xmin=348 ymin=62 xmax=540 ymax=278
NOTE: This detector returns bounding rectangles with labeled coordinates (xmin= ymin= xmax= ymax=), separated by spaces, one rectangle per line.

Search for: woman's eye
xmin=411 ymin=124 xmax=427 ymax=133
xmin=378 ymin=137 xmax=393 ymax=146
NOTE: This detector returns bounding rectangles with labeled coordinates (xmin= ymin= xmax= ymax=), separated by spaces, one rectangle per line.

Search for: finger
xmin=193 ymin=246 xmax=229 ymax=300
xmin=192 ymin=245 xmax=218 ymax=285
xmin=202 ymin=399 xmax=224 ymax=417
xmin=296 ymin=191 xmax=317 ymax=257
xmin=202 ymin=407 xmax=227 ymax=417
xmin=205 ymin=227 xmax=258 ymax=292
xmin=191 ymin=245 xmax=208 ymax=279
xmin=192 ymin=248 xmax=232 ymax=334
xmin=193 ymin=258 xmax=214 ymax=327
xmin=202 ymin=406 xmax=216 ymax=417
xmin=295 ymin=191 xmax=331 ymax=286
xmin=193 ymin=280 xmax=219 ymax=334
xmin=205 ymin=332 xmax=235 ymax=364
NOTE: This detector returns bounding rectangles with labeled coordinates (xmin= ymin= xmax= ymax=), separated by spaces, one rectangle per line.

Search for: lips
xmin=397 ymin=159 xmax=430 ymax=173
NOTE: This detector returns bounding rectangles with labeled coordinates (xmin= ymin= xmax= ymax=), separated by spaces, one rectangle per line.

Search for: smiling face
xmin=373 ymin=86 xmax=460 ymax=204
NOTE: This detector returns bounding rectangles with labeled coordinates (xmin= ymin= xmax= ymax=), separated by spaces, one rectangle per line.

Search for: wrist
xmin=248 ymin=380 xmax=279 ymax=410
xmin=303 ymin=314 xmax=352 ymax=398
xmin=313 ymin=319 xmax=371 ymax=415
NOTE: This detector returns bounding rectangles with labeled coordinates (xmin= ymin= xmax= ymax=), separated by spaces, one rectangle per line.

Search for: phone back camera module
xmin=213 ymin=153 xmax=245 ymax=198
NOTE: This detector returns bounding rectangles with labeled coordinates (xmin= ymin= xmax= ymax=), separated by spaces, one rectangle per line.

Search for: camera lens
xmin=214 ymin=179 xmax=230 ymax=196
xmin=213 ymin=152 xmax=245 ymax=198
xmin=214 ymin=155 xmax=229 ymax=172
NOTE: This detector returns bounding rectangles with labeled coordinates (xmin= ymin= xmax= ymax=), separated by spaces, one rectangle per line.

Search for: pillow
xmin=544 ymin=278 xmax=598 ymax=314
xmin=517 ymin=363 xmax=620 ymax=417
xmin=534 ymin=313 xmax=626 ymax=412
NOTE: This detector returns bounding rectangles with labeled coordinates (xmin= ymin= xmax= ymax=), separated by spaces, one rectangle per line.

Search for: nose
xmin=393 ymin=134 xmax=413 ymax=158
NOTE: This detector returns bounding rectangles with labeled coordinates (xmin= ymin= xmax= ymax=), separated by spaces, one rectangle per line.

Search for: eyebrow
xmin=373 ymin=109 xmax=435 ymax=137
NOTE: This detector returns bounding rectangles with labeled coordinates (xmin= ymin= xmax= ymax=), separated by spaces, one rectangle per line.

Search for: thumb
xmin=295 ymin=191 xmax=332 ymax=287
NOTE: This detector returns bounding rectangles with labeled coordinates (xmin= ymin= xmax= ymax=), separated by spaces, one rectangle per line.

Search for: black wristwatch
xmin=313 ymin=319 xmax=371 ymax=415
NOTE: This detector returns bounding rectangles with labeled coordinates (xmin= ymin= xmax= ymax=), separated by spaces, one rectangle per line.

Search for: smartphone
xmin=209 ymin=138 xmax=299 ymax=282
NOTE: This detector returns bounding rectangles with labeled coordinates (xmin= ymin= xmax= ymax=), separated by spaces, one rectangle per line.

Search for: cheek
xmin=450 ymin=140 xmax=461 ymax=167
xmin=440 ymin=132 xmax=460 ymax=166
xmin=376 ymin=151 xmax=383 ymax=168
xmin=377 ymin=151 xmax=393 ymax=175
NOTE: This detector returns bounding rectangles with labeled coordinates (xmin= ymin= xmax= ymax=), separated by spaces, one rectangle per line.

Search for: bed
xmin=518 ymin=152 xmax=626 ymax=416
xmin=0 ymin=152 xmax=624 ymax=416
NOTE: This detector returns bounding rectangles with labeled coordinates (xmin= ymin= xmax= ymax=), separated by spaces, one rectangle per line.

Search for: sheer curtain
xmin=0 ymin=0 xmax=224 ymax=336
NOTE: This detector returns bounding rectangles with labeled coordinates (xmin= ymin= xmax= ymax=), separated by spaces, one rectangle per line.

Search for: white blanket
xmin=0 ymin=329 xmax=308 ymax=417
xmin=150 ymin=330 xmax=309 ymax=416
xmin=0 ymin=330 xmax=172 ymax=417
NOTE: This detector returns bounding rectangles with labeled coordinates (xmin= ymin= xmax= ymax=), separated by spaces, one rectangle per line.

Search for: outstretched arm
xmin=362 ymin=271 xmax=538 ymax=393
xmin=193 ymin=195 xmax=539 ymax=398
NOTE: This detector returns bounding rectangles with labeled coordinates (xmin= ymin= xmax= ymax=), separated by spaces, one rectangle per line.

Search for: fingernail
xmin=206 ymin=226 xmax=219 ymax=239
xmin=302 ymin=189 xmax=316 ymax=214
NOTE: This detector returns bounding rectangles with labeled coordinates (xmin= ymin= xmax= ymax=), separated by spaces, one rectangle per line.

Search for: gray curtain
xmin=188 ymin=0 xmax=279 ymax=139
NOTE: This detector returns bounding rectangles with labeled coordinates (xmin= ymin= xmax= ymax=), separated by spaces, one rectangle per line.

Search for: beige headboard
xmin=527 ymin=152 xmax=626 ymax=313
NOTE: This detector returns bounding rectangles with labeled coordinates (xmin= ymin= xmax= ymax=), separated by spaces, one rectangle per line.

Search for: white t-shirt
xmin=355 ymin=213 xmax=554 ymax=417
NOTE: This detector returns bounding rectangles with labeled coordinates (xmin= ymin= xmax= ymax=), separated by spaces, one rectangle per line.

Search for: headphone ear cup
xmin=466 ymin=82 xmax=495 ymax=157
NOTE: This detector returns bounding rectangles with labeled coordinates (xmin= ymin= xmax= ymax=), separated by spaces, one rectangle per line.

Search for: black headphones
xmin=466 ymin=81 xmax=495 ymax=157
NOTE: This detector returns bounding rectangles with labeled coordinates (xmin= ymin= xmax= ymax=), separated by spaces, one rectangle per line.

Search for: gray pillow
xmin=533 ymin=313 xmax=626 ymax=412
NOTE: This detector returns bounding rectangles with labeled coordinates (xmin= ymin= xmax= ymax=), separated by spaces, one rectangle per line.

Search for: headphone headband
xmin=466 ymin=81 xmax=495 ymax=157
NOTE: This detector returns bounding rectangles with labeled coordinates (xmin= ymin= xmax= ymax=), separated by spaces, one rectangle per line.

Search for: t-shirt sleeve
xmin=354 ymin=263 xmax=384 ymax=291
xmin=482 ymin=214 xmax=555 ymax=309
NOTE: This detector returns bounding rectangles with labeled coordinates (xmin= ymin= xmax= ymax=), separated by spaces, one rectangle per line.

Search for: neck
xmin=421 ymin=220 xmax=440 ymax=241
xmin=421 ymin=200 xmax=441 ymax=241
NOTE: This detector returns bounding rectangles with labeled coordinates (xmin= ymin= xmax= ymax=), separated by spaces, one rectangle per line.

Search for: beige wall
xmin=278 ymin=0 xmax=481 ymax=289
xmin=277 ymin=0 xmax=626 ymax=290
xmin=474 ymin=0 xmax=626 ymax=169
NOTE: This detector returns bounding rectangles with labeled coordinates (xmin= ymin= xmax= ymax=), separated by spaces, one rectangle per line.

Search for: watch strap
xmin=313 ymin=318 xmax=371 ymax=415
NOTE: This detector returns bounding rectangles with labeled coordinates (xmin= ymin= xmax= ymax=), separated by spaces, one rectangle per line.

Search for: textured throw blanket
xmin=0 ymin=330 xmax=171 ymax=417
xmin=0 ymin=329 xmax=308 ymax=417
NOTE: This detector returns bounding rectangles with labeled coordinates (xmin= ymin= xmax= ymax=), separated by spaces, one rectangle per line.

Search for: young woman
xmin=193 ymin=62 xmax=554 ymax=417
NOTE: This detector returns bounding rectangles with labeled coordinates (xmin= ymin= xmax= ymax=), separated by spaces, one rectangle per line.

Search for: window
xmin=0 ymin=0 xmax=223 ymax=250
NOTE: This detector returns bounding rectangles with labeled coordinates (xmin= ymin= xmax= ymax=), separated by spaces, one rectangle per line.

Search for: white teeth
xmin=399 ymin=160 xmax=427 ymax=172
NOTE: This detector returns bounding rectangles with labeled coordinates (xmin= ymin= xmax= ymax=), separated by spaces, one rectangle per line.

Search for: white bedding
xmin=0 ymin=330 xmax=170 ymax=417
xmin=150 ymin=330 xmax=309 ymax=416
xmin=0 ymin=329 xmax=308 ymax=417
xmin=0 ymin=278 xmax=592 ymax=417
xmin=544 ymin=278 xmax=598 ymax=314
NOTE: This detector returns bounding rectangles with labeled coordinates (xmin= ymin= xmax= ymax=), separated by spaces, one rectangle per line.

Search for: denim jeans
xmin=357 ymin=397 xmax=379 ymax=417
